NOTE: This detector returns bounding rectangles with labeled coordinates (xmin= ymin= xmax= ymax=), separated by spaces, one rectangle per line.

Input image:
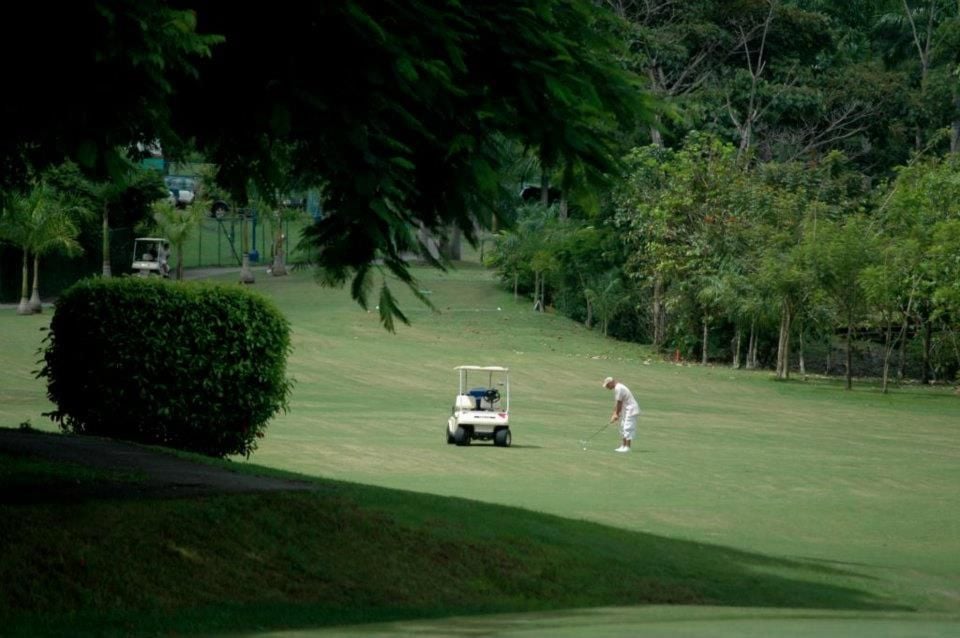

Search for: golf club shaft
xmin=585 ymin=421 xmax=613 ymax=441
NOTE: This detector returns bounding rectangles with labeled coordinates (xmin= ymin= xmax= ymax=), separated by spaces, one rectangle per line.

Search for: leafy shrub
xmin=39 ymin=277 xmax=293 ymax=457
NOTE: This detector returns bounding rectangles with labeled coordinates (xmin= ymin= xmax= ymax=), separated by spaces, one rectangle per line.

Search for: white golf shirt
xmin=614 ymin=383 xmax=640 ymax=418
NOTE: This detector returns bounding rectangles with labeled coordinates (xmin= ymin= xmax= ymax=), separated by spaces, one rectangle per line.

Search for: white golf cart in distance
xmin=447 ymin=365 xmax=511 ymax=447
xmin=132 ymin=237 xmax=171 ymax=278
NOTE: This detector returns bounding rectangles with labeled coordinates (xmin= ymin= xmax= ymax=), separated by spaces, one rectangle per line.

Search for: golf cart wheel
xmin=494 ymin=428 xmax=512 ymax=447
xmin=446 ymin=426 xmax=455 ymax=445
xmin=454 ymin=426 xmax=471 ymax=446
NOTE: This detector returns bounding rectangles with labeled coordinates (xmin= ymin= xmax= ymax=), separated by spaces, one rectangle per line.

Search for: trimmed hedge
xmin=39 ymin=277 xmax=293 ymax=457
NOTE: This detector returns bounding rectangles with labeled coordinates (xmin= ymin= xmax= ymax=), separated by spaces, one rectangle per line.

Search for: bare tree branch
xmin=769 ymin=101 xmax=878 ymax=163
xmin=728 ymin=0 xmax=777 ymax=159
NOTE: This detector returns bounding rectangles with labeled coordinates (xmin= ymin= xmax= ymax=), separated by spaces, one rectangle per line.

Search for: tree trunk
xmin=921 ymin=320 xmax=932 ymax=384
xmin=650 ymin=117 xmax=665 ymax=148
xmin=271 ymin=252 xmax=288 ymax=276
xmin=738 ymin=125 xmax=753 ymax=159
xmin=732 ymin=327 xmax=742 ymax=369
xmin=513 ymin=272 xmax=519 ymax=301
xmin=746 ymin=320 xmax=757 ymax=370
xmin=533 ymin=272 xmax=542 ymax=312
xmin=101 ymin=203 xmax=112 ymax=278
xmin=239 ymin=217 xmax=254 ymax=284
xmin=534 ymin=272 xmax=539 ymax=311
xmin=418 ymin=223 xmax=441 ymax=261
xmin=176 ymin=249 xmax=184 ymax=281
xmin=949 ymin=329 xmax=960 ymax=371
xmin=239 ymin=253 xmax=255 ymax=284
xmin=701 ymin=319 xmax=709 ymax=365
xmin=776 ymin=301 xmax=792 ymax=380
xmin=845 ymin=317 xmax=854 ymax=390
xmin=578 ymin=273 xmax=592 ymax=329
xmin=652 ymin=274 xmax=665 ymax=349
xmin=559 ymin=195 xmax=568 ymax=221
xmin=17 ymin=250 xmax=31 ymax=315
xmin=28 ymin=254 xmax=42 ymax=313
xmin=540 ymin=169 xmax=550 ymax=206
xmin=446 ymin=226 xmax=462 ymax=260
xmin=798 ymin=329 xmax=806 ymax=380
xmin=533 ymin=273 xmax=543 ymax=312
xmin=271 ymin=236 xmax=288 ymax=277
xmin=897 ymin=317 xmax=910 ymax=384
xmin=882 ymin=320 xmax=894 ymax=394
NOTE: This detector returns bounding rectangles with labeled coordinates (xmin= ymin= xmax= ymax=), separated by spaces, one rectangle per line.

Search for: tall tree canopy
xmin=2 ymin=1 xmax=652 ymax=328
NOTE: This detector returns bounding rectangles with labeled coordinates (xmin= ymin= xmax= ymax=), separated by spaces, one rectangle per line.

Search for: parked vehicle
xmin=446 ymin=365 xmax=511 ymax=447
xmin=164 ymin=175 xmax=196 ymax=208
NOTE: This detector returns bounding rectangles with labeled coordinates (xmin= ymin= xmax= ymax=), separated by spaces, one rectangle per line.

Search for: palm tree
xmin=95 ymin=180 xmax=127 ymax=279
xmin=586 ymin=271 xmax=626 ymax=337
xmin=0 ymin=184 xmax=84 ymax=314
xmin=28 ymin=193 xmax=84 ymax=312
xmin=0 ymin=195 xmax=33 ymax=315
xmin=149 ymin=199 xmax=204 ymax=281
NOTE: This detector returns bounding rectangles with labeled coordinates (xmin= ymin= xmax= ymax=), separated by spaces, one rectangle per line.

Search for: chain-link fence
xmin=180 ymin=214 xmax=313 ymax=269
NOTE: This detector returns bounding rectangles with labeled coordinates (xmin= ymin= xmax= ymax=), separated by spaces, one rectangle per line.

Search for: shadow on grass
xmin=0 ymin=430 xmax=912 ymax=638
xmin=350 ymin=482 xmax=909 ymax=614
xmin=454 ymin=443 xmax=544 ymax=449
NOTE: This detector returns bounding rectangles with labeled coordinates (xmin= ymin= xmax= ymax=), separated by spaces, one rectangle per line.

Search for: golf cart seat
xmin=455 ymin=395 xmax=475 ymax=410
xmin=468 ymin=388 xmax=489 ymax=409
xmin=468 ymin=387 xmax=502 ymax=410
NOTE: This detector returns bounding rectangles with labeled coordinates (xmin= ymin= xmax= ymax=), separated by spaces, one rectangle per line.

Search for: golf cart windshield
xmin=133 ymin=238 xmax=167 ymax=260
xmin=455 ymin=366 xmax=509 ymax=412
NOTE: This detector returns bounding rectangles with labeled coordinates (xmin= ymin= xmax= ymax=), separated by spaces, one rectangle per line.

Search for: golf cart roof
xmin=454 ymin=365 xmax=509 ymax=372
xmin=135 ymin=237 xmax=168 ymax=242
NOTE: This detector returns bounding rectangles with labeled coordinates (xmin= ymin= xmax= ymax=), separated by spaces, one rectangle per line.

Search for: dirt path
xmin=0 ymin=428 xmax=315 ymax=502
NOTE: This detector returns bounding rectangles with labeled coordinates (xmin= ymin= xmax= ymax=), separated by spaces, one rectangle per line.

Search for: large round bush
xmin=39 ymin=277 xmax=293 ymax=457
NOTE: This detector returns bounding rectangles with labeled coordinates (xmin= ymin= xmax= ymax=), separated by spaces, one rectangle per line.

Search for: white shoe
xmin=614 ymin=446 xmax=629 ymax=453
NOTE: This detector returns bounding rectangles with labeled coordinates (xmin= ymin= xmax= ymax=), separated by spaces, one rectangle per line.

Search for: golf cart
xmin=447 ymin=365 xmax=511 ymax=447
xmin=132 ymin=237 xmax=171 ymax=278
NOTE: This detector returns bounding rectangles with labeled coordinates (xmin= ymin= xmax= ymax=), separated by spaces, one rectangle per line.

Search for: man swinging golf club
xmin=603 ymin=376 xmax=640 ymax=453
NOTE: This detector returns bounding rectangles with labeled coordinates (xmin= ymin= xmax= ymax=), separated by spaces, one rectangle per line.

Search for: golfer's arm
xmin=613 ymin=399 xmax=623 ymax=418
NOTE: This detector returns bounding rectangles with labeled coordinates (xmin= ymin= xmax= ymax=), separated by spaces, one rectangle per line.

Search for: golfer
xmin=602 ymin=376 xmax=640 ymax=453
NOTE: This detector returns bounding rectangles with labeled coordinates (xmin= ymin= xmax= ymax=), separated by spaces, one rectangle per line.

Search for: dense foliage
xmin=489 ymin=1 xmax=960 ymax=388
xmin=39 ymin=278 xmax=293 ymax=457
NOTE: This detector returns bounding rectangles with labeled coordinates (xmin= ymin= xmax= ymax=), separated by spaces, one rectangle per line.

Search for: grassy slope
xmin=241 ymin=265 xmax=960 ymax=613
xmin=0 ymin=458 xmax=911 ymax=637
xmin=1 ymin=262 xmax=959 ymax=635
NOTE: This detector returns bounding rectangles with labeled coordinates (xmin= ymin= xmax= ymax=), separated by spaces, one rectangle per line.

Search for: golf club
xmin=579 ymin=421 xmax=614 ymax=450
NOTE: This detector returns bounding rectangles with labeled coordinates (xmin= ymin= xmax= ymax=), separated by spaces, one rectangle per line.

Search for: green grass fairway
xmin=233 ymin=265 xmax=960 ymax=613
xmin=2 ymin=263 xmax=959 ymax=635
xmin=255 ymin=607 xmax=960 ymax=638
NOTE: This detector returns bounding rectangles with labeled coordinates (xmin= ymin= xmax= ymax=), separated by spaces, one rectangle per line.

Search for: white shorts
xmin=621 ymin=413 xmax=638 ymax=441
